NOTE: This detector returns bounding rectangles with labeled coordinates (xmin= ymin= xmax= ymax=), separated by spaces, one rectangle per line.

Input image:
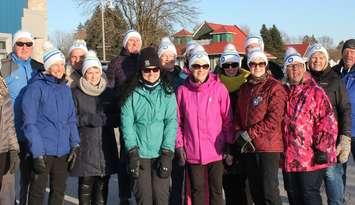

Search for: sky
xmin=48 ymin=0 xmax=355 ymax=46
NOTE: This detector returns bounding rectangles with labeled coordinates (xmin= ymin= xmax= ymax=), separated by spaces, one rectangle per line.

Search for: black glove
xmin=175 ymin=148 xmax=186 ymax=166
xmin=67 ymin=146 xmax=80 ymax=171
xmin=234 ymin=131 xmax=255 ymax=153
xmin=8 ymin=150 xmax=19 ymax=174
xmin=128 ymin=147 xmax=140 ymax=179
xmin=314 ymin=150 xmax=328 ymax=165
xmin=33 ymin=156 xmax=46 ymax=174
xmin=157 ymin=149 xmax=174 ymax=178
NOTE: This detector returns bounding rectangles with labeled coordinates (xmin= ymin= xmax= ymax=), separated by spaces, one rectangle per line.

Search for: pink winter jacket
xmin=176 ymin=73 xmax=234 ymax=165
xmin=283 ymin=74 xmax=338 ymax=172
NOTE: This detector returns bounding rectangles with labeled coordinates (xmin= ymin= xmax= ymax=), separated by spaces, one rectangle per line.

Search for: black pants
xmin=28 ymin=155 xmax=69 ymax=205
xmin=0 ymin=152 xmax=7 ymax=191
xmin=19 ymin=142 xmax=32 ymax=205
xmin=117 ymin=138 xmax=131 ymax=203
xmin=79 ymin=176 xmax=110 ymax=205
xmin=169 ymin=156 xmax=185 ymax=205
xmin=133 ymin=158 xmax=170 ymax=205
xmin=243 ymin=152 xmax=282 ymax=205
xmin=283 ymin=169 xmax=326 ymax=205
xmin=187 ymin=160 xmax=224 ymax=205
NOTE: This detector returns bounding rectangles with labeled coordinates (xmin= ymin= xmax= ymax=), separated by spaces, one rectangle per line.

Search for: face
xmin=14 ymin=38 xmax=33 ymax=60
xmin=141 ymin=66 xmax=160 ymax=83
xmin=249 ymin=57 xmax=267 ymax=78
xmin=70 ymin=49 xmax=86 ymax=70
xmin=84 ymin=67 xmax=101 ymax=86
xmin=190 ymin=59 xmax=210 ymax=83
xmin=126 ymin=37 xmax=142 ymax=54
xmin=246 ymin=43 xmax=260 ymax=53
xmin=48 ymin=61 xmax=65 ymax=79
xmin=160 ymin=51 xmax=176 ymax=71
xmin=309 ymin=52 xmax=327 ymax=71
xmin=286 ymin=63 xmax=306 ymax=84
xmin=221 ymin=62 xmax=239 ymax=77
xmin=343 ymin=48 xmax=355 ymax=69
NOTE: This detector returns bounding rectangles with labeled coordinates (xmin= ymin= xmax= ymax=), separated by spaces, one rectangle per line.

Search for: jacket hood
xmin=30 ymin=72 xmax=67 ymax=85
xmin=186 ymin=73 xmax=219 ymax=92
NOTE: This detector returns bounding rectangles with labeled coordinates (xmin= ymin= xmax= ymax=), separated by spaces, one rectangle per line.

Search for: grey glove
xmin=157 ymin=149 xmax=174 ymax=178
xmin=128 ymin=147 xmax=140 ymax=179
xmin=8 ymin=150 xmax=19 ymax=174
xmin=33 ymin=156 xmax=46 ymax=174
xmin=234 ymin=131 xmax=255 ymax=153
xmin=336 ymin=135 xmax=351 ymax=163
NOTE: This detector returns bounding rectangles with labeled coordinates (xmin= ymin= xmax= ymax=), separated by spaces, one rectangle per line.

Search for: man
xmin=307 ymin=43 xmax=351 ymax=205
xmin=0 ymin=30 xmax=43 ymax=205
xmin=106 ymin=29 xmax=142 ymax=205
xmin=241 ymin=34 xmax=284 ymax=80
xmin=66 ymin=39 xmax=88 ymax=88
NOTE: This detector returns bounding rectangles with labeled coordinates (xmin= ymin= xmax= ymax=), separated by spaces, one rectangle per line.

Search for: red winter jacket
xmin=235 ymin=75 xmax=287 ymax=152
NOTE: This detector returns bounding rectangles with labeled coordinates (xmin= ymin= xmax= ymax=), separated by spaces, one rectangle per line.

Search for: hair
xmin=119 ymin=69 xmax=174 ymax=107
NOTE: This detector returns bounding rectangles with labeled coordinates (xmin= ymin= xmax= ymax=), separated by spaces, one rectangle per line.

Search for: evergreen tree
xmin=260 ymin=24 xmax=273 ymax=53
xmin=269 ymin=25 xmax=284 ymax=62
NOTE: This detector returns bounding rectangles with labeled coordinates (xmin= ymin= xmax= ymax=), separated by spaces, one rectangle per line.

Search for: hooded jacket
xmin=22 ymin=73 xmax=80 ymax=157
xmin=176 ymin=73 xmax=234 ymax=165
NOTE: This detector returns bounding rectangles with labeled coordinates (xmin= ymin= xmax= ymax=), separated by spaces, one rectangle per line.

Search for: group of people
xmin=0 ymin=28 xmax=354 ymax=205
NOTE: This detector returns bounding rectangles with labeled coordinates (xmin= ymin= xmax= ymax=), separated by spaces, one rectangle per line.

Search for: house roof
xmin=284 ymin=43 xmax=309 ymax=56
xmin=174 ymin=28 xmax=193 ymax=37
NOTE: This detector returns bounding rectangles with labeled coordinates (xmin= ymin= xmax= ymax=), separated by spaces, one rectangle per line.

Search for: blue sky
xmin=48 ymin=0 xmax=355 ymax=46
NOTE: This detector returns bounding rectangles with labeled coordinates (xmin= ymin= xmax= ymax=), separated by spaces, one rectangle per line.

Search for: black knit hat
xmin=138 ymin=47 xmax=160 ymax=69
xmin=342 ymin=39 xmax=355 ymax=53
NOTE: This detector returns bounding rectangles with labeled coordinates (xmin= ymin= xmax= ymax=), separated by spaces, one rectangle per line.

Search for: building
xmin=0 ymin=0 xmax=47 ymax=62
xmin=284 ymin=43 xmax=309 ymax=56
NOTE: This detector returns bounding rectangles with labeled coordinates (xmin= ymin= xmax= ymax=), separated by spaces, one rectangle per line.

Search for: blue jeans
xmin=324 ymin=164 xmax=345 ymax=205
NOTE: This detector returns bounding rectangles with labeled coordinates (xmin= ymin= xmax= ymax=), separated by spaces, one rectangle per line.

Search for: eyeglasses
xmin=249 ymin=62 xmax=266 ymax=68
xmin=286 ymin=63 xmax=304 ymax=69
xmin=15 ymin=42 xmax=33 ymax=47
xmin=222 ymin=63 xmax=239 ymax=69
xmin=142 ymin=67 xmax=160 ymax=73
xmin=191 ymin=64 xmax=209 ymax=70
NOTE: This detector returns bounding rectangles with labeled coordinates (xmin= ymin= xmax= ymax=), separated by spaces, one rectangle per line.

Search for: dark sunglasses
xmin=222 ymin=63 xmax=239 ymax=69
xmin=142 ymin=67 xmax=160 ymax=73
xmin=191 ymin=64 xmax=209 ymax=70
xmin=15 ymin=42 xmax=33 ymax=47
xmin=249 ymin=62 xmax=266 ymax=68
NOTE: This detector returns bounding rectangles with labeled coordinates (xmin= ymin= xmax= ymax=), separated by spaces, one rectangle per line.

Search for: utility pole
xmin=101 ymin=0 xmax=106 ymax=61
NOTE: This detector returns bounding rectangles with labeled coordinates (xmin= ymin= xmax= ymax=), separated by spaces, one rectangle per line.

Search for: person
xmin=71 ymin=50 xmax=119 ymax=205
xmin=282 ymin=47 xmax=337 ymax=205
xmin=121 ymin=47 xmax=177 ymax=205
xmin=233 ymin=48 xmax=286 ymax=205
xmin=176 ymin=48 xmax=234 ymax=205
xmin=0 ymin=30 xmax=43 ymax=205
xmin=66 ymin=39 xmax=88 ymax=88
xmin=306 ymin=43 xmax=351 ymax=205
xmin=0 ymin=76 xmax=19 ymax=191
xmin=241 ymin=34 xmax=284 ymax=80
xmin=21 ymin=42 xmax=80 ymax=205
xmin=107 ymin=29 xmax=142 ymax=205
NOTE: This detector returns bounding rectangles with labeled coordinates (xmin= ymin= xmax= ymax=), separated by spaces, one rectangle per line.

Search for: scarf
xmin=79 ymin=77 xmax=107 ymax=96
xmin=219 ymin=69 xmax=250 ymax=92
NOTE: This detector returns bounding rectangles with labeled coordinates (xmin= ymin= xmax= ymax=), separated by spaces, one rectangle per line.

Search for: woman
xmin=121 ymin=47 xmax=177 ymax=205
xmin=22 ymin=42 xmax=80 ymax=205
xmin=234 ymin=49 xmax=286 ymax=205
xmin=176 ymin=47 xmax=234 ymax=205
xmin=282 ymin=47 xmax=337 ymax=205
xmin=71 ymin=51 xmax=119 ymax=205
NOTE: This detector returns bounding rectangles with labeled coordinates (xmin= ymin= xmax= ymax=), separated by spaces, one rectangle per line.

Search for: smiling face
xmin=14 ymin=37 xmax=33 ymax=60
xmin=249 ymin=57 xmax=267 ymax=78
xmin=70 ymin=48 xmax=86 ymax=70
xmin=343 ymin=48 xmax=355 ymax=69
xmin=160 ymin=51 xmax=176 ymax=71
xmin=49 ymin=61 xmax=65 ymax=79
xmin=222 ymin=62 xmax=239 ymax=77
xmin=286 ymin=62 xmax=306 ymax=84
xmin=126 ymin=37 xmax=142 ymax=54
xmin=309 ymin=52 xmax=327 ymax=71
xmin=141 ymin=66 xmax=160 ymax=83
xmin=84 ymin=67 xmax=101 ymax=86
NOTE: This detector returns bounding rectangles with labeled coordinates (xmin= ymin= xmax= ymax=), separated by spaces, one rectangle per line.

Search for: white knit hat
xmin=42 ymin=41 xmax=65 ymax=71
xmin=185 ymin=41 xmax=199 ymax=59
xmin=244 ymin=34 xmax=264 ymax=51
xmin=247 ymin=48 xmax=268 ymax=68
xmin=82 ymin=50 xmax=102 ymax=75
xmin=284 ymin=47 xmax=305 ymax=71
xmin=189 ymin=50 xmax=210 ymax=70
xmin=13 ymin=30 xmax=34 ymax=46
xmin=219 ymin=43 xmax=241 ymax=67
xmin=123 ymin=29 xmax=142 ymax=48
xmin=304 ymin=43 xmax=329 ymax=63
xmin=68 ymin=39 xmax=88 ymax=55
xmin=158 ymin=37 xmax=177 ymax=57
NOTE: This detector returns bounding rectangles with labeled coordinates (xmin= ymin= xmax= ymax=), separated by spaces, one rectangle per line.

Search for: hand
xmin=8 ymin=150 xmax=19 ymax=174
xmin=67 ymin=146 xmax=80 ymax=171
xmin=175 ymin=148 xmax=186 ymax=166
xmin=128 ymin=147 xmax=140 ymax=179
xmin=314 ymin=150 xmax=328 ymax=165
xmin=33 ymin=156 xmax=46 ymax=174
xmin=223 ymin=154 xmax=234 ymax=166
xmin=336 ymin=135 xmax=351 ymax=163
xmin=157 ymin=149 xmax=174 ymax=178
xmin=234 ymin=131 xmax=255 ymax=153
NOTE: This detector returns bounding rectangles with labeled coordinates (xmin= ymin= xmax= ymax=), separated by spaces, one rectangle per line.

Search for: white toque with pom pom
xmin=219 ymin=43 xmax=241 ymax=67
xmin=82 ymin=50 xmax=102 ymax=75
xmin=42 ymin=41 xmax=65 ymax=71
xmin=157 ymin=36 xmax=177 ymax=57
xmin=283 ymin=47 xmax=305 ymax=71
xmin=68 ymin=39 xmax=88 ymax=55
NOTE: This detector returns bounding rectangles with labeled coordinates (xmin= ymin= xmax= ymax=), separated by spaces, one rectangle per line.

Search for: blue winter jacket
xmin=22 ymin=73 xmax=80 ymax=157
xmin=342 ymin=71 xmax=355 ymax=137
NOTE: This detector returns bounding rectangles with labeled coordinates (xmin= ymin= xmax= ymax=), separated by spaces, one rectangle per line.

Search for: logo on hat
xmin=220 ymin=56 xmax=225 ymax=63
xmin=163 ymin=45 xmax=168 ymax=49
xmin=145 ymin=60 xmax=150 ymax=67
xmin=287 ymin=57 xmax=294 ymax=63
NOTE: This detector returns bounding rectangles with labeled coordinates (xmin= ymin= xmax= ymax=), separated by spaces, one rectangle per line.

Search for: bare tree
xmin=317 ymin=35 xmax=334 ymax=49
xmin=49 ymin=30 xmax=74 ymax=56
xmin=239 ymin=24 xmax=250 ymax=35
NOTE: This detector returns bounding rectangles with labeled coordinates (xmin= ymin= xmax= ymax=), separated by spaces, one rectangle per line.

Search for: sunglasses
xmin=286 ymin=63 xmax=304 ymax=69
xmin=15 ymin=42 xmax=33 ymax=47
xmin=191 ymin=64 xmax=209 ymax=70
xmin=222 ymin=63 xmax=239 ymax=69
xmin=249 ymin=62 xmax=266 ymax=68
xmin=142 ymin=67 xmax=160 ymax=73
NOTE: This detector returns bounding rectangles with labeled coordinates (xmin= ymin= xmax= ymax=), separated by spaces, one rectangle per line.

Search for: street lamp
xmin=101 ymin=0 xmax=106 ymax=61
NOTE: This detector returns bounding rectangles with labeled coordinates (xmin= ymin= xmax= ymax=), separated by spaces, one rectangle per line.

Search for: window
xmin=212 ymin=34 xmax=220 ymax=42
xmin=0 ymin=41 xmax=5 ymax=50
